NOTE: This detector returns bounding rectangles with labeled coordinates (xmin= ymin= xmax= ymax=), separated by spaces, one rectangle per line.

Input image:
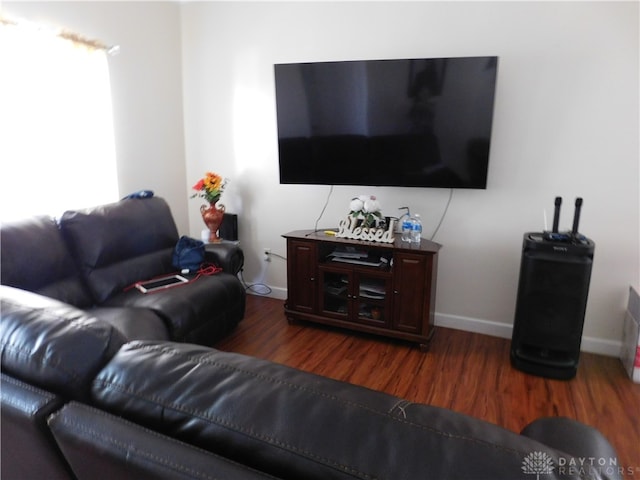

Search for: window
xmin=0 ymin=20 xmax=119 ymax=221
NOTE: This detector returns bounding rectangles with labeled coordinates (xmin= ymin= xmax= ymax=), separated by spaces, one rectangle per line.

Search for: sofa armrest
xmin=521 ymin=417 xmax=621 ymax=480
xmin=48 ymin=402 xmax=280 ymax=480
xmin=1 ymin=374 xmax=74 ymax=480
xmin=204 ymin=242 xmax=244 ymax=275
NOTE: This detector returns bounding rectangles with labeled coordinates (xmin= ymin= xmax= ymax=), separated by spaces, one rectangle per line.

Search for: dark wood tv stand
xmin=282 ymin=230 xmax=441 ymax=351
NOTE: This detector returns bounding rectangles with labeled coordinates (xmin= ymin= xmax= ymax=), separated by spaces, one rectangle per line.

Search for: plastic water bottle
xmin=401 ymin=215 xmax=413 ymax=242
xmin=410 ymin=214 xmax=423 ymax=243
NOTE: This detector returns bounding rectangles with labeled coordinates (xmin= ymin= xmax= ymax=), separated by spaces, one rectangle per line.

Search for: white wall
xmin=181 ymin=1 xmax=639 ymax=354
xmin=4 ymin=1 xmax=190 ymax=233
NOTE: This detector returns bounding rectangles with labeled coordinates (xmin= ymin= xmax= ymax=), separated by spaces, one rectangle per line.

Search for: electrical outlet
xmin=263 ymin=248 xmax=271 ymax=262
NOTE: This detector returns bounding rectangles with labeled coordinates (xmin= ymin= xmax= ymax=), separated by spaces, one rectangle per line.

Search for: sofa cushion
xmin=0 ymin=286 xmax=126 ymax=401
xmin=102 ymin=273 xmax=245 ymax=343
xmin=59 ymin=197 xmax=179 ymax=304
xmin=91 ymin=341 xmax=590 ymax=480
xmin=0 ymin=215 xmax=93 ymax=307
xmin=91 ymin=307 xmax=170 ymax=342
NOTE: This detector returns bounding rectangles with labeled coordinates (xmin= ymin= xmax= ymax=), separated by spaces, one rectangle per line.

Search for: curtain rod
xmin=0 ymin=15 xmax=119 ymax=55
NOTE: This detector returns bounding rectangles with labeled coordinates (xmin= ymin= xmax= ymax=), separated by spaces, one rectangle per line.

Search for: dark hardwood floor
xmin=215 ymin=294 xmax=640 ymax=471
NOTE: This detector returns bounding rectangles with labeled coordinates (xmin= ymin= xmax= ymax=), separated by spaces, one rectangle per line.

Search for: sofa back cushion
xmin=0 ymin=286 xmax=126 ymax=401
xmin=91 ymin=341 xmax=579 ymax=480
xmin=59 ymin=197 xmax=179 ymax=303
xmin=0 ymin=215 xmax=93 ymax=307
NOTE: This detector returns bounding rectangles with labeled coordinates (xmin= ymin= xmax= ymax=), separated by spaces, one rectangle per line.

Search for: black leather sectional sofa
xmin=0 ymin=197 xmax=622 ymax=480
xmin=1 ymin=197 xmax=245 ymax=343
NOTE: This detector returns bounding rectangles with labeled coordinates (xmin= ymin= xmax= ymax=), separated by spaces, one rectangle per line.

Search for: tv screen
xmin=274 ymin=56 xmax=498 ymax=189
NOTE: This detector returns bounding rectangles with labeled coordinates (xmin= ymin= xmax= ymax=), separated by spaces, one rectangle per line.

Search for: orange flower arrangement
xmin=191 ymin=171 xmax=227 ymax=204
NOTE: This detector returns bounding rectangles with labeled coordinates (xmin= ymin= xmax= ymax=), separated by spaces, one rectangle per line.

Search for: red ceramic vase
xmin=200 ymin=201 xmax=225 ymax=243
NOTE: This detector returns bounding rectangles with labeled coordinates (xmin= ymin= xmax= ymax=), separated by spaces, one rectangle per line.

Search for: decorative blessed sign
xmin=336 ymin=216 xmax=397 ymax=243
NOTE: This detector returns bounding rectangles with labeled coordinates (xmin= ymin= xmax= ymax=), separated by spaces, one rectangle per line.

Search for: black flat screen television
xmin=274 ymin=56 xmax=498 ymax=189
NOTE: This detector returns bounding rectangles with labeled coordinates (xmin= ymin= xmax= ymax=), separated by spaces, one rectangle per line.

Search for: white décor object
xmin=336 ymin=216 xmax=396 ymax=243
xmin=348 ymin=194 xmax=382 ymax=228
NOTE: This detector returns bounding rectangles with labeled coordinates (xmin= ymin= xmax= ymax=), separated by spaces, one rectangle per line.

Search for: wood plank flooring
xmin=214 ymin=294 xmax=640 ymax=471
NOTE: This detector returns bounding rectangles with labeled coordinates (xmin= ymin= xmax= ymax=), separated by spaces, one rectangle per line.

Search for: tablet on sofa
xmin=135 ymin=275 xmax=188 ymax=293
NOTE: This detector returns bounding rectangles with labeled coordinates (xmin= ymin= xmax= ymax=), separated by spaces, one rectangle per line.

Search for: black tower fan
xmin=511 ymin=197 xmax=595 ymax=379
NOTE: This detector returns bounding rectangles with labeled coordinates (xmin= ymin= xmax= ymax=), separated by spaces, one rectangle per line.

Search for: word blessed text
xmin=336 ymin=216 xmax=397 ymax=244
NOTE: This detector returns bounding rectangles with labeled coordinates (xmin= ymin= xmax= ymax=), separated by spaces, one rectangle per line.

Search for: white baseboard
xmin=249 ymin=287 xmax=623 ymax=358
xmin=435 ymin=312 xmax=513 ymax=339
xmin=435 ymin=312 xmax=622 ymax=358
xmin=579 ymin=336 xmax=623 ymax=358
xmin=246 ymin=285 xmax=287 ymax=300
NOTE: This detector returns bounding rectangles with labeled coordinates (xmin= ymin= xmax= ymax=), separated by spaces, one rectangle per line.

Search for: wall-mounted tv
xmin=274 ymin=56 xmax=498 ymax=189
